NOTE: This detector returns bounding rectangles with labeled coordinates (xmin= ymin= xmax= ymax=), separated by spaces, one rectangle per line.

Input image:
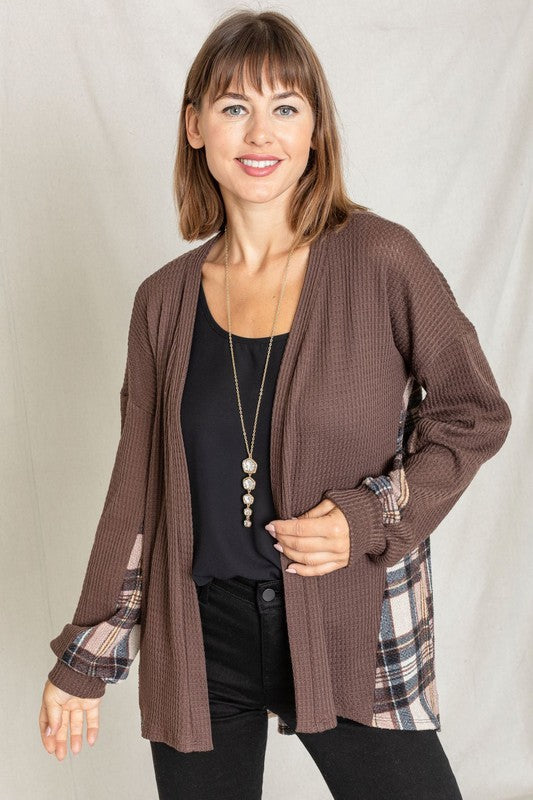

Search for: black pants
xmin=150 ymin=575 xmax=463 ymax=800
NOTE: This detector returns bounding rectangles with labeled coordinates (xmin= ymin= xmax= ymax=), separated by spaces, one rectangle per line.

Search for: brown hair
xmin=174 ymin=8 xmax=372 ymax=246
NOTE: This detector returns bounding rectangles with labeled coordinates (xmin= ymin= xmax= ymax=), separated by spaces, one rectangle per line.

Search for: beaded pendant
xmin=241 ymin=457 xmax=257 ymax=527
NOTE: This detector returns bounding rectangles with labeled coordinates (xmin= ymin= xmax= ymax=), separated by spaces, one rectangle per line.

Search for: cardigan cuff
xmin=47 ymin=658 xmax=106 ymax=699
xmin=322 ymin=483 xmax=387 ymax=568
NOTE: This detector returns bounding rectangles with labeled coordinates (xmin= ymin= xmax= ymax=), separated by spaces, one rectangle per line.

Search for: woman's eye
xmin=277 ymin=105 xmax=298 ymax=116
xmin=222 ymin=104 xmax=298 ymax=117
xmin=223 ymin=105 xmax=246 ymax=116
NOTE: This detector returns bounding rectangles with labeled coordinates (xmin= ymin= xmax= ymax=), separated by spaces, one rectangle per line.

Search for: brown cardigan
xmin=48 ymin=209 xmax=512 ymax=752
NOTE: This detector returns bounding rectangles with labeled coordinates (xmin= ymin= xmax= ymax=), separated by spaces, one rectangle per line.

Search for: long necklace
xmin=224 ymin=225 xmax=297 ymax=527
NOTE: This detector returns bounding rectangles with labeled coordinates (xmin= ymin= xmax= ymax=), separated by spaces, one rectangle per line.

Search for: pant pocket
xmin=196 ymin=581 xmax=211 ymax=607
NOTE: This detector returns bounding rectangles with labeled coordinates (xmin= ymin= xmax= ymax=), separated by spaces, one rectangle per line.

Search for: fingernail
xmin=45 ymin=726 xmax=52 ymax=736
xmin=265 ymin=523 xmax=275 ymax=533
xmin=286 ymin=567 xmax=297 ymax=573
xmin=273 ymin=543 xmax=283 ymax=552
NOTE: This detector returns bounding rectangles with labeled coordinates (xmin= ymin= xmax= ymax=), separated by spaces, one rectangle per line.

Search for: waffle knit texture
xmin=48 ymin=209 xmax=512 ymax=752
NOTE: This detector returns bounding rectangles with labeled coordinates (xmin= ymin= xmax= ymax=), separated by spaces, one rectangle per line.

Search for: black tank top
xmin=180 ymin=281 xmax=289 ymax=586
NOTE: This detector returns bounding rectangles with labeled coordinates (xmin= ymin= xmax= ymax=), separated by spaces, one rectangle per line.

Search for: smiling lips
xmin=235 ymin=156 xmax=283 ymax=177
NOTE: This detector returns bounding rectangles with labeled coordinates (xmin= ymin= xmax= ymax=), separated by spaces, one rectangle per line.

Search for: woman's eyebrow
xmin=215 ymin=90 xmax=304 ymax=102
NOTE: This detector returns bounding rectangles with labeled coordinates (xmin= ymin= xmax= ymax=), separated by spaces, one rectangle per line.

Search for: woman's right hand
xmin=39 ymin=679 xmax=102 ymax=760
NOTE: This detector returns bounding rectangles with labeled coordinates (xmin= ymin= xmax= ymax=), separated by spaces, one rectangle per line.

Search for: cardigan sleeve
xmin=322 ymin=223 xmax=512 ymax=569
xmin=47 ymin=279 xmax=156 ymax=697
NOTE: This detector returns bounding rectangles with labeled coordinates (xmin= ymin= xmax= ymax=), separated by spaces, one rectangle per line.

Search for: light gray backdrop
xmin=2 ymin=1 xmax=531 ymax=798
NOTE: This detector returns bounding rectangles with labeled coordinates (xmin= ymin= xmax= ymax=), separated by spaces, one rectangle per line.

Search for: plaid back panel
xmin=276 ymin=374 xmax=440 ymax=735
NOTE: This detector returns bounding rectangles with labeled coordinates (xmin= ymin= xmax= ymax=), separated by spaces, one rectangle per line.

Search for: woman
xmin=40 ymin=10 xmax=512 ymax=799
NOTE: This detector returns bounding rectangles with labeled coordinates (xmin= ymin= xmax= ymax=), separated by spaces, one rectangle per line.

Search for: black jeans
xmin=150 ymin=575 xmax=463 ymax=800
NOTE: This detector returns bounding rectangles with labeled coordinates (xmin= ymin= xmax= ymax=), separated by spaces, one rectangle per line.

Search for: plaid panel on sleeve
xmin=57 ymin=530 xmax=143 ymax=683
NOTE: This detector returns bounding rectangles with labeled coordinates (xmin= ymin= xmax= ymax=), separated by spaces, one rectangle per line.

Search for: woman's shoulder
xmin=343 ymin=208 xmax=450 ymax=288
xmin=339 ymin=207 xmax=425 ymax=256
xmin=144 ymin=240 xmax=206 ymax=292
xmin=132 ymin=234 xmax=220 ymax=312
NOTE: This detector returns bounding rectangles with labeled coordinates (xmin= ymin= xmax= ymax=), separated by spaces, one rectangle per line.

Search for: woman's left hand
xmin=265 ymin=498 xmax=350 ymax=575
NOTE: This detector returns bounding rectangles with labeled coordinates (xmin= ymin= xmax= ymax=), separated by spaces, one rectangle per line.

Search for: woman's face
xmin=186 ymin=72 xmax=316 ymax=210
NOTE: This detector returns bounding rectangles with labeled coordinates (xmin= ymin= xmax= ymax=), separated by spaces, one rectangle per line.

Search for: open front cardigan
xmin=48 ymin=209 xmax=512 ymax=752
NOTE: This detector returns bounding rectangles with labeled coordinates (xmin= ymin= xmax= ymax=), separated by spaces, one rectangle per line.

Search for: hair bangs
xmin=203 ymin=32 xmax=315 ymax=112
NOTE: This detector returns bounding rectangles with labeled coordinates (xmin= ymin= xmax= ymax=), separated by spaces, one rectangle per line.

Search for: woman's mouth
xmin=235 ymin=157 xmax=283 ymax=177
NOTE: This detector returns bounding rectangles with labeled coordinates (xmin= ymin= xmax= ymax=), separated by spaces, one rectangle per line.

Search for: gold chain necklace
xmin=223 ymin=224 xmax=297 ymax=527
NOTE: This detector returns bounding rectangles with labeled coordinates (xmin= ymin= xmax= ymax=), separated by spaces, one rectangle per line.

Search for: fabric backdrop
xmin=2 ymin=1 xmax=531 ymax=798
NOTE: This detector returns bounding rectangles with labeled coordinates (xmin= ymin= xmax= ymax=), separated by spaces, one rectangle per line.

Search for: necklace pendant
xmin=242 ymin=457 xmax=257 ymax=528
